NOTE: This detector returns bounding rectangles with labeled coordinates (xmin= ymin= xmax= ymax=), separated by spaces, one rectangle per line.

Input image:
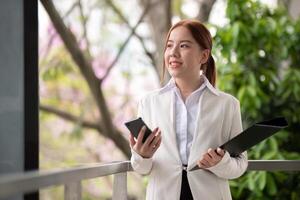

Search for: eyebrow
xmin=167 ymin=40 xmax=193 ymax=43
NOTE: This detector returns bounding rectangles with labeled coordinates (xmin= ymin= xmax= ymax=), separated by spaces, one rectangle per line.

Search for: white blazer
xmin=131 ymin=78 xmax=248 ymax=200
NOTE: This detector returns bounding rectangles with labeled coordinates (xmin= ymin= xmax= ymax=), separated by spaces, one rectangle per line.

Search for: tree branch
xmin=196 ymin=0 xmax=217 ymax=22
xmin=43 ymin=1 xmax=79 ymax=59
xmin=138 ymin=0 xmax=172 ymax=84
xmin=40 ymin=0 xmax=101 ymax=103
xmin=40 ymin=104 xmax=101 ymax=131
xmin=104 ymin=0 xmax=156 ymax=67
xmin=40 ymin=0 xmax=131 ymax=158
xmin=40 ymin=103 xmax=131 ymax=158
xmin=100 ymin=2 xmax=152 ymax=81
xmin=78 ymin=0 xmax=92 ymax=60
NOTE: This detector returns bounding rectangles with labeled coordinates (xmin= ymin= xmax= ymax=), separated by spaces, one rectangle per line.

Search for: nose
xmin=170 ymin=45 xmax=180 ymax=57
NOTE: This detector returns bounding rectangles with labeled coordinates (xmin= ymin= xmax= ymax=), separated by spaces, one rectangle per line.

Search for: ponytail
xmin=205 ymin=55 xmax=216 ymax=87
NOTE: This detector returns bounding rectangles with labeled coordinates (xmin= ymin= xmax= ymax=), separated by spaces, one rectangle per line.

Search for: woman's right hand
xmin=129 ymin=126 xmax=162 ymax=158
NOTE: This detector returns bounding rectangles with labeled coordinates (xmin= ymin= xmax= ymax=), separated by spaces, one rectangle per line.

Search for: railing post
xmin=64 ymin=181 xmax=81 ymax=200
xmin=112 ymin=172 xmax=127 ymax=200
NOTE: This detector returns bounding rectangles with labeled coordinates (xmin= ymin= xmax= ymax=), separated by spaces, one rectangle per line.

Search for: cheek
xmin=184 ymin=58 xmax=200 ymax=71
xmin=164 ymin=52 xmax=169 ymax=64
xmin=188 ymin=53 xmax=201 ymax=66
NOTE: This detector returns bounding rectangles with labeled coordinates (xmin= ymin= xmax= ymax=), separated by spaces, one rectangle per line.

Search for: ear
xmin=199 ymin=49 xmax=210 ymax=64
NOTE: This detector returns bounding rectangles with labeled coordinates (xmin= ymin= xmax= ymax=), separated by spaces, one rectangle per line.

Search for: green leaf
xmin=269 ymin=137 xmax=278 ymax=152
xmin=248 ymin=173 xmax=256 ymax=191
xmin=266 ymin=174 xmax=277 ymax=195
xmin=258 ymin=172 xmax=267 ymax=190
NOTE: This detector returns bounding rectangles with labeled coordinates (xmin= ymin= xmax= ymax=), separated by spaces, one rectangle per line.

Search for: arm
xmin=130 ymin=99 xmax=161 ymax=175
xmin=207 ymin=99 xmax=248 ymax=179
xmin=131 ymin=148 xmax=153 ymax=175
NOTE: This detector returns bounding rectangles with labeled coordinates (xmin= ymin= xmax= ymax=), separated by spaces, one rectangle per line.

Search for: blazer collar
xmin=158 ymin=75 xmax=219 ymax=96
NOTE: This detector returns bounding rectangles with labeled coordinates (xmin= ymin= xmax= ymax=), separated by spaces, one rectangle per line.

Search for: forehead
xmin=168 ymin=26 xmax=195 ymax=42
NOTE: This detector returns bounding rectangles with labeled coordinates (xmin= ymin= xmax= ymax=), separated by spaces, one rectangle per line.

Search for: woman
xmin=129 ymin=19 xmax=248 ymax=200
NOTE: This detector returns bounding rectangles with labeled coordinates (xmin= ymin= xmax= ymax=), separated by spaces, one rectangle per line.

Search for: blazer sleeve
xmin=130 ymin=98 xmax=153 ymax=175
xmin=207 ymin=98 xmax=248 ymax=179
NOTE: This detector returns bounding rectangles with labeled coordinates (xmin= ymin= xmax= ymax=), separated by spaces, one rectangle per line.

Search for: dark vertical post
xmin=23 ymin=0 xmax=39 ymax=199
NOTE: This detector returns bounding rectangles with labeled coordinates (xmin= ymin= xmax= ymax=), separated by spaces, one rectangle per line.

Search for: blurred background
xmin=38 ymin=0 xmax=300 ymax=199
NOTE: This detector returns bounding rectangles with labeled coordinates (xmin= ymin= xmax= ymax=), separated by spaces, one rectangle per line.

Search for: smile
xmin=169 ymin=61 xmax=182 ymax=68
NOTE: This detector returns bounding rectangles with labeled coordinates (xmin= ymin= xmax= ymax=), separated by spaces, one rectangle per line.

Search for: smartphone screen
xmin=124 ymin=117 xmax=152 ymax=143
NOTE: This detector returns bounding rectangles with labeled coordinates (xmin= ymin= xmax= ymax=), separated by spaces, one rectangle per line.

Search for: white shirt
xmin=163 ymin=75 xmax=209 ymax=164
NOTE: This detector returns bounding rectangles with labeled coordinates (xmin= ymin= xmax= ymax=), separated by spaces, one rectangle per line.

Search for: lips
xmin=169 ymin=61 xmax=182 ymax=68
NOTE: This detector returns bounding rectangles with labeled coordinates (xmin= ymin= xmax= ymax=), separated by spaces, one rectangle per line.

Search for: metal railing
xmin=0 ymin=160 xmax=299 ymax=200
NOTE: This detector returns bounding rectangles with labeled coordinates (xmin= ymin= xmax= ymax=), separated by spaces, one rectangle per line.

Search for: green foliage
xmin=214 ymin=0 xmax=300 ymax=199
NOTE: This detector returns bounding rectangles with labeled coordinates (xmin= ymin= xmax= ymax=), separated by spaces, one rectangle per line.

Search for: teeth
xmin=170 ymin=62 xmax=181 ymax=65
xmin=170 ymin=62 xmax=181 ymax=67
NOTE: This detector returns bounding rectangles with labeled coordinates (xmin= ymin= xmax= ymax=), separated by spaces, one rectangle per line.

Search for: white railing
xmin=0 ymin=160 xmax=299 ymax=200
xmin=0 ymin=161 xmax=132 ymax=200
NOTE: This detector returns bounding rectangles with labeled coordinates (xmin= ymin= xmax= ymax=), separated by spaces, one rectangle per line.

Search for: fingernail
xmin=142 ymin=126 xmax=146 ymax=130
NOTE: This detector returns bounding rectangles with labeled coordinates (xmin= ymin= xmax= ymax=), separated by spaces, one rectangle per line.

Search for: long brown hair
xmin=162 ymin=19 xmax=216 ymax=87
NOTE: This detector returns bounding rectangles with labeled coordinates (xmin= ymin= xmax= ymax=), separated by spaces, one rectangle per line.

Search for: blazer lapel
xmin=157 ymin=91 xmax=181 ymax=163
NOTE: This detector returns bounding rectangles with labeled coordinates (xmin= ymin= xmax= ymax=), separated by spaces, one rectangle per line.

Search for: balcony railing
xmin=0 ymin=160 xmax=299 ymax=200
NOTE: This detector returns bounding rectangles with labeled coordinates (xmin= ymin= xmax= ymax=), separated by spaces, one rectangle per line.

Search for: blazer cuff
xmin=207 ymin=151 xmax=230 ymax=174
xmin=130 ymin=149 xmax=153 ymax=175
xmin=207 ymin=151 xmax=247 ymax=179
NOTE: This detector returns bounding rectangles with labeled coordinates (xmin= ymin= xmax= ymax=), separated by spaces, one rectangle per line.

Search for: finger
xmin=217 ymin=148 xmax=225 ymax=157
xmin=153 ymin=127 xmax=160 ymax=135
xmin=197 ymin=160 xmax=204 ymax=168
xmin=203 ymin=154 xmax=215 ymax=166
xmin=149 ymin=130 xmax=161 ymax=146
xmin=150 ymin=134 xmax=161 ymax=152
xmin=144 ymin=128 xmax=159 ymax=146
xmin=199 ymin=158 xmax=210 ymax=168
xmin=197 ymin=159 xmax=207 ymax=168
xmin=151 ymin=136 xmax=162 ymax=153
xmin=208 ymin=148 xmax=221 ymax=161
xmin=136 ymin=126 xmax=146 ymax=147
xmin=205 ymin=149 xmax=213 ymax=159
xmin=129 ymin=133 xmax=136 ymax=148
xmin=197 ymin=160 xmax=202 ymax=168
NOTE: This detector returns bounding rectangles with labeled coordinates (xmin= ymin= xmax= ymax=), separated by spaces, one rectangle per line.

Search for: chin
xmin=169 ymin=72 xmax=182 ymax=79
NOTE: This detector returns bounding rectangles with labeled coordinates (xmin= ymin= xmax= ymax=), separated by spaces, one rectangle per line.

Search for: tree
xmin=40 ymin=0 xmax=154 ymax=158
xmin=39 ymin=0 xmax=217 ymax=158
xmin=214 ymin=0 xmax=300 ymax=199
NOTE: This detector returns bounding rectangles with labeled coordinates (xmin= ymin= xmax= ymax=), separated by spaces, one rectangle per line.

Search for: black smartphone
xmin=125 ymin=117 xmax=152 ymax=143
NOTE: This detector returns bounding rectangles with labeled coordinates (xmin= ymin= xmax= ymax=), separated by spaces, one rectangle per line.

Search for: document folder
xmin=190 ymin=117 xmax=288 ymax=171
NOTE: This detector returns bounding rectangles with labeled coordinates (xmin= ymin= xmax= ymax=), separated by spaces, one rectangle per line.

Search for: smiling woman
xmin=163 ymin=20 xmax=216 ymax=89
xmin=129 ymin=19 xmax=248 ymax=200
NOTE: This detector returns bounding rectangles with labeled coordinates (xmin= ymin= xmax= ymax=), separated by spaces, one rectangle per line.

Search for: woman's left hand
xmin=197 ymin=148 xmax=225 ymax=168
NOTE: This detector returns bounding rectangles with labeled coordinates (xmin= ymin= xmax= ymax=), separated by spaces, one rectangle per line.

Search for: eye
xmin=166 ymin=43 xmax=173 ymax=48
xmin=180 ymin=44 xmax=189 ymax=48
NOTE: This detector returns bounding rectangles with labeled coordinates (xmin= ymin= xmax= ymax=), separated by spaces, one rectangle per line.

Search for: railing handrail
xmin=247 ymin=160 xmax=300 ymax=171
xmin=0 ymin=161 xmax=132 ymax=199
xmin=0 ymin=160 xmax=300 ymax=199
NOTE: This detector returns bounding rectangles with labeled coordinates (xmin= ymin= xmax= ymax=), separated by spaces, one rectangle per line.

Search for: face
xmin=164 ymin=26 xmax=209 ymax=80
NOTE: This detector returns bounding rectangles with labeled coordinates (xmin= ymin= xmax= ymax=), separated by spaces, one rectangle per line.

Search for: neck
xmin=175 ymin=76 xmax=204 ymax=97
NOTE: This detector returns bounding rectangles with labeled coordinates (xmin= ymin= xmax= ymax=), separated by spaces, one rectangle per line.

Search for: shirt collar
xmin=158 ymin=78 xmax=176 ymax=94
xmin=202 ymin=75 xmax=219 ymax=96
xmin=158 ymin=74 xmax=219 ymax=96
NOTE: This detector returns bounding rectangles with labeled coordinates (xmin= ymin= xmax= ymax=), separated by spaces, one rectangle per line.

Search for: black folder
xmin=190 ymin=117 xmax=288 ymax=171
